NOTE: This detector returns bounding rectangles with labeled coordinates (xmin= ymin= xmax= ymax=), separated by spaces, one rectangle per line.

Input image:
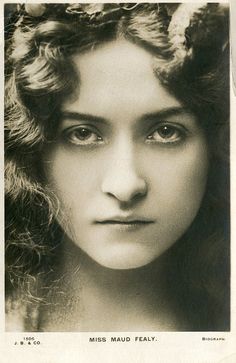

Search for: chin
xmin=88 ymin=250 xmax=157 ymax=270
xmin=97 ymin=259 xmax=153 ymax=270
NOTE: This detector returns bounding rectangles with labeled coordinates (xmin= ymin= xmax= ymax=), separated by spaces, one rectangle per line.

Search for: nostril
xmin=101 ymin=174 xmax=148 ymax=203
xmin=120 ymin=192 xmax=147 ymax=209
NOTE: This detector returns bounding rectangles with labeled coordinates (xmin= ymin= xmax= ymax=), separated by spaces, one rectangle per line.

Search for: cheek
xmin=45 ymin=147 xmax=98 ymax=193
xmin=146 ymin=141 xmax=209 ymax=224
xmin=43 ymin=147 xmax=101 ymax=223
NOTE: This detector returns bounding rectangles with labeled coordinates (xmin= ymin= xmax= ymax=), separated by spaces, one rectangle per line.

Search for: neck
xmin=41 ymin=238 xmax=181 ymax=331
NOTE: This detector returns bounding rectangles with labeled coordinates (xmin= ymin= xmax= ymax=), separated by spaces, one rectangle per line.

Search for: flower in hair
xmin=25 ymin=4 xmax=46 ymax=17
xmin=168 ymin=3 xmax=207 ymax=58
xmin=65 ymin=3 xmax=139 ymax=23
xmin=12 ymin=3 xmax=141 ymax=30
xmin=66 ymin=3 xmax=104 ymax=15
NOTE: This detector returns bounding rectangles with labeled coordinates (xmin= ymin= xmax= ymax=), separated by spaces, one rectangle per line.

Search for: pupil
xmin=77 ymin=128 xmax=91 ymax=139
xmin=159 ymin=126 xmax=174 ymax=138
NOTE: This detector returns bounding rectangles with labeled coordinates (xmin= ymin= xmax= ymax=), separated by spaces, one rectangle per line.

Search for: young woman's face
xmin=44 ymin=40 xmax=209 ymax=269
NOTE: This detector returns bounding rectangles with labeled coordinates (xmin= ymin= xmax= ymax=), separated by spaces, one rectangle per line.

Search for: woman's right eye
xmin=62 ymin=125 xmax=103 ymax=146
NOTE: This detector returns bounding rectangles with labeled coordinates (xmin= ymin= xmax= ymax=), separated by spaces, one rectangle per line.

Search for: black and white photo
xmin=4 ymin=3 xmax=230 ymax=333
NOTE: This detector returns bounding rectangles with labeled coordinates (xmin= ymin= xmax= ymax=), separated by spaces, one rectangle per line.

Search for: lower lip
xmin=95 ymin=221 xmax=153 ymax=232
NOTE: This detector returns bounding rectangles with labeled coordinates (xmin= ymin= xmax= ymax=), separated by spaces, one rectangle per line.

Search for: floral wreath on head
xmin=5 ymin=2 xmax=229 ymax=75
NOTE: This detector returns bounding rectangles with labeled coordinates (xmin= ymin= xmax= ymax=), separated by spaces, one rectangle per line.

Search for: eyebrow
xmin=60 ymin=107 xmax=190 ymax=125
xmin=60 ymin=111 xmax=107 ymax=124
xmin=139 ymin=107 xmax=191 ymax=122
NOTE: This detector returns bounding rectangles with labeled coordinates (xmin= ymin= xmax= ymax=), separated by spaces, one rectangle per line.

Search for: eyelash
xmin=62 ymin=123 xmax=187 ymax=146
xmin=146 ymin=123 xmax=187 ymax=144
xmin=63 ymin=125 xmax=103 ymax=146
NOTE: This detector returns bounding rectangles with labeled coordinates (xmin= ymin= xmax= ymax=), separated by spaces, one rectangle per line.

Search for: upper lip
xmin=95 ymin=216 xmax=155 ymax=224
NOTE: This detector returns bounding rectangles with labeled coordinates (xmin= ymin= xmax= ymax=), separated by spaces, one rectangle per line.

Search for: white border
xmin=1 ymin=1 xmax=235 ymax=362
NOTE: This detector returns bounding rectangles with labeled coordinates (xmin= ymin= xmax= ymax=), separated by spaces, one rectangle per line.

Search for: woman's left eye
xmin=146 ymin=124 xmax=186 ymax=144
xmin=62 ymin=126 xmax=103 ymax=146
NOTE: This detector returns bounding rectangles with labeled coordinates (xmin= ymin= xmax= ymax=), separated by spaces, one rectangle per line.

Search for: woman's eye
xmin=147 ymin=124 xmax=185 ymax=144
xmin=63 ymin=126 xmax=103 ymax=145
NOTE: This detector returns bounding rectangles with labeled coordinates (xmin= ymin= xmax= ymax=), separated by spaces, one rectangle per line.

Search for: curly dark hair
xmin=5 ymin=3 xmax=230 ymax=331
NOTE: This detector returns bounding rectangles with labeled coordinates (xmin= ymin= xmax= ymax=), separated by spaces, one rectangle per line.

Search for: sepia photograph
xmin=4 ymin=1 xmax=230 ymax=338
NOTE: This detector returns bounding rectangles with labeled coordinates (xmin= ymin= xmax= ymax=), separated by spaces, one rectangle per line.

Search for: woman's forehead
xmin=71 ymin=39 xmax=166 ymax=79
xmin=62 ymin=39 xmax=181 ymax=118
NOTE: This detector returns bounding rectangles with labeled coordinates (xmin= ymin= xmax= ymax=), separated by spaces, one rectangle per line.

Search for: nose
xmin=101 ymin=142 xmax=147 ymax=204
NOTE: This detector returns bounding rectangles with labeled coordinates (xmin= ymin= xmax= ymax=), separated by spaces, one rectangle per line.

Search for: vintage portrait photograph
xmin=4 ymin=2 xmax=230 ymax=336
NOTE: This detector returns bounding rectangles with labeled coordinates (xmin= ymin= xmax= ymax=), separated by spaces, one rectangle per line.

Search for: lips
xmin=94 ymin=216 xmax=154 ymax=231
xmin=96 ymin=220 xmax=153 ymax=225
xmin=95 ymin=215 xmax=154 ymax=223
